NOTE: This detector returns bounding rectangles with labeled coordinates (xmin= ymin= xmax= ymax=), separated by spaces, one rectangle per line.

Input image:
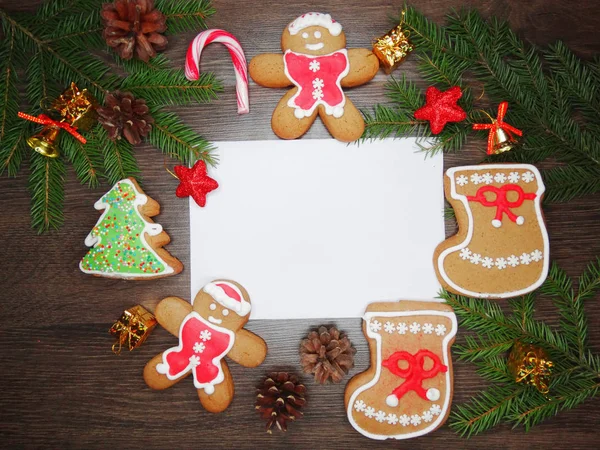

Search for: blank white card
xmin=189 ymin=138 xmax=444 ymax=319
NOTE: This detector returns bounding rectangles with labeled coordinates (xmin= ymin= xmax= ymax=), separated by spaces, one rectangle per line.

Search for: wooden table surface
xmin=1 ymin=0 xmax=600 ymax=448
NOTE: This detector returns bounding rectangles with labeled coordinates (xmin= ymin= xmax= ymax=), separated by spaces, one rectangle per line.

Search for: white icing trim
xmin=79 ymin=179 xmax=174 ymax=278
xmin=288 ymin=12 xmax=343 ymax=37
xmin=156 ymin=312 xmax=235 ymax=393
xmin=202 ymin=281 xmax=251 ymax=316
xmin=284 ymin=49 xmax=350 ymax=119
xmin=375 ymin=320 xmax=447 ymax=336
xmin=457 ymin=170 xmax=536 ymax=186
xmin=459 ymin=248 xmax=544 ymax=270
xmin=437 ymin=164 xmax=550 ymax=298
xmin=346 ymin=309 xmax=458 ymax=440
xmin=354 ymin=401 xmax=443 ymax=428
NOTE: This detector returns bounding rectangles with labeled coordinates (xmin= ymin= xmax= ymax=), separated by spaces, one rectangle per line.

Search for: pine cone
xmin=300 ymin=325 xmax=356 ymax=384
xmin=255 ymin=372 xmax=307 ymax=434
xmin=101 ymin=0 xmax=168 ymax=62
xmin=97 ymin=91 xmax=154 ymax=145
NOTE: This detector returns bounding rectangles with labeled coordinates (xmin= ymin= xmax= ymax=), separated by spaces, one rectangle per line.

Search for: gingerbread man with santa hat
xmin=249 ymin=12 xmax=379 ymax=142
xmin=144 ymin=280 xmax=267 ymax=413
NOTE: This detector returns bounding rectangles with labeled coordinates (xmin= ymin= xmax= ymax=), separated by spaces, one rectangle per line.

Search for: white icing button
xmin=516 ymin=216 xmax=525 ymax=225
xmin=314 ymin=31 xmax=322 ymax=38
xmin=209 ymin=303 xmax=217 ymax=311
xmin=294 ymin=109 xmax=305 ymax=119
xmin=426 ymin=388 xmax=440 ymax=401
xmin=222 ymin=309 xmax=229 ymax=316
xmin=204 ymin=385 xmax=215 ymax=395
xmin=386 ymin=394 xmax=399 ymax=407
xmin=302 ymin=32 xmax=309 ymax=39
xmin=333 ymin=106 xmax=344 ymax=118
xmin=492 ymin=219 xmax=502 ymax=228
xmin=156 ymin=363 xmax=168 ymax=374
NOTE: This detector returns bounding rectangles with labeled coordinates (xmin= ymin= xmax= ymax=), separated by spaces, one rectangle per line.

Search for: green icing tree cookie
xmin=80 ymin=178 xmax=182 ymax=279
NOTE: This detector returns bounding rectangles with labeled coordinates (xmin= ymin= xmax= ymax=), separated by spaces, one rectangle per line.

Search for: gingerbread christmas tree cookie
xmin=345 ymin=301 xmax=457 ymax=440
xmin=434 ymin=164 xmax=549 ymax=298
xmin=249 ymin=12 xmax=379 ymax=142
xmin=80 ymin=178 xmax=182 ymax=279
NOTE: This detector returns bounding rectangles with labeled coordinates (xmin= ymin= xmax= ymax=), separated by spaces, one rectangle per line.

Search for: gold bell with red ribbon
xmin=109 ymin=305 xmax=157 ymax=355
xmin=22 ymin=82 xmax=98 ymax=158
xmin=491 ymin=126 xmax=517 ymax=154
xmin=507 ymin=341 xmax=553 ymax=394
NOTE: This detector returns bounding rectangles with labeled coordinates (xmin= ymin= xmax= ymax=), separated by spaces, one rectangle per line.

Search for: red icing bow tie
xmin=467 ymin=184 xmax=536 ymax=228
xmin=382 ymin=349 xmax=448 ymax=407
xmin=18 ymin=112 xmax=87 ymax=144
xmin=472 ymin=102 xmax=522 ymax=155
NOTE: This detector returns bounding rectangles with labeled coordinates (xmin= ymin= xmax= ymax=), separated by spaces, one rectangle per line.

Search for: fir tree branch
xmin=0 ymin=122 xmax=29 ymax=177
xmin=541 ymin=165 xmax=600 ymax=203
xmin=456 ymin=335 xmax=515 ymax=362
xmin=0 ymin=22 xmax=19 ymax=142
xmin=29 ymin=152 xmax=65 ymax=233
xmin=156 ymin=0 xmax=215 ymax=34
xmin=98 ymin=127 xmax=140 ymax=184
xmin=62 ymin=130 xmax=103 ymax=187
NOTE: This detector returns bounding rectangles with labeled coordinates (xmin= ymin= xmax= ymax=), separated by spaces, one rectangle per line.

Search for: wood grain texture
xmin=1 ymin=0 xmax=600 ymax=448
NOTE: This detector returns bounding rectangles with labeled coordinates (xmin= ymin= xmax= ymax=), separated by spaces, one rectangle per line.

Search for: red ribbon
xmin=18 ymin=112 xmax=87 ymax=144
xmin=382 ymin=349 xmax=448 ymax=402
xmin=467 ymin=184 xmax=536 ymax=226
xmin=472 ymin=101 xmax=522 ymax=155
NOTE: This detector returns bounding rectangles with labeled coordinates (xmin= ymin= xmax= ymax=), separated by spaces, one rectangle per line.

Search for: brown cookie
xmin=434 ymin=164 xmax=549 ymax=299
xmin=143 ymin=280 xmax=267 ymax=413
xmin=249 ymin=12 xmax=379 ymax=142
xmin=345 ymin=301 xmax=457 ymax=440
xmin=79 ymin=177 xmax=182 ymax=280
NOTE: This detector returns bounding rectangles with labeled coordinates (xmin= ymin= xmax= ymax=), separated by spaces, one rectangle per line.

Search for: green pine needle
xmin=98 ymin=127 xmax=140 ymax=185
xmin=156 ymin=0 xmax=216 ymax=34
xmin=29 ymin=152 xmax=65 ymax=233
xmin=446 ymin=260 xmax=600 ymax=437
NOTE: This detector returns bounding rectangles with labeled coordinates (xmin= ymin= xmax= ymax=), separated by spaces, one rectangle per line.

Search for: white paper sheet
xmin=190 ymin=138 xmax=444 ymax=319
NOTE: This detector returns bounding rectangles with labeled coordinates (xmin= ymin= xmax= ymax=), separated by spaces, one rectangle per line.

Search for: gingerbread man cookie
xmin=144 ymin=280 xmax=267 ymax=413
xmin=249 ymin=12 xmax=379 ymax=142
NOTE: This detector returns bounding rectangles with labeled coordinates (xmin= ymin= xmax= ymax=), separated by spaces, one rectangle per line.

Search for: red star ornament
xmin=414 ymin=86 xmax=467 ymax=134
xmin=174 ymin=160 xmax=219 ymax=207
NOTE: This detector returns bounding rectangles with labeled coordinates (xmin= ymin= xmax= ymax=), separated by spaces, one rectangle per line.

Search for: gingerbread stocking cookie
xmin=249 ymin=12 xmax=379 ymax=142
xmin=144 ymin=280 xmax=267 ymax=413
xmin=434 ymin=164 xmax=550 ymax=299
xmin=345 ymin=301 xmax=457 ymax=440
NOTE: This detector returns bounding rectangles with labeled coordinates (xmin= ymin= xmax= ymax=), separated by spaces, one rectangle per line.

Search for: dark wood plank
xmin=1 ymin=0 xmax=600 ymax=448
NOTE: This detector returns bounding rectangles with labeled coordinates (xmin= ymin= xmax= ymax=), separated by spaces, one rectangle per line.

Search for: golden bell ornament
xmin=507 ymin=341 xmax=553 ymax=394
xmin=26 ymin=125 xmax=61 ymax=158
xmin=491 ymin=126 xmax=516 ymax=154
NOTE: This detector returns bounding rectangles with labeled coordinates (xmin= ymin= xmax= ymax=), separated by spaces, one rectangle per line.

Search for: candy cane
xmin=185 ymin=29 xmax=249 ymax=115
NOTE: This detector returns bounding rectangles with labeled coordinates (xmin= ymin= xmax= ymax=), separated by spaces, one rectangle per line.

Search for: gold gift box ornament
xmin=18 ymin=82 xmax=98 ymax=158
xmin=507 ymin=341 xmax=553 ymax=394
xmin=110 ymin=305 xmax=157 ymax=355
xmin=373 ymin=14 xmax=414 ymax=74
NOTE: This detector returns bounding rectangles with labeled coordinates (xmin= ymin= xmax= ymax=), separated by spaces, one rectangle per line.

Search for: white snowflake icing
xmin=312 ymin=78 xmax=324 ymax=89
xmin=531 ymin=249 xmax=543 ymax=262
xmin=309 ymin=60 xmax=320 ymax=72
xmin=193 ymin=342 xmax=206 ymax=353
xmin=409 ymin=322 xmax=421 ymax=334
xmin=482 ymin=173 xmax=493 ymax=184
xmin=482 ymin=256 xmax=494 ymax=269
xmin=470 ymin=253 xmax=482 ymax=265
xmin=495 ymin=257 xmax=507 ymax=270
xmin=375 ymin=410 xmax=387 ymax=423
xmin=397 ymin=322 xmax=408 ymax=335
xmin=507 ymin=254 xmax=520 ymax=267
xmin=520 ymin=252 xmax=532 ymax=265
xmin=435 ymin=324 xmax=447 ymax=336
xmin=508 ymin=171 xmax=520 ymax=183
xmin=354 ymin=400 xmax=366 ymax=412
xmin=200 ymin=330 xmax=212 ymax=341
xmin=188 ymin=355 xmax=200 ymax=367
xmin=410 ymin=414 xmax=422 ymax=426
xmin=399 ymin=414 xmax=411 ymax=426
xmin=312 ymin=88 xmax=324 ymax=100
xmin=422 ymin=323 xmax=434 ymax=334
xmin=430 ymin=404 xmax=442 ymax=416
xmin=522 ymin=171 xmax=535 ymax=183
xmin=456 ymin=175 xmax=469 ymax=186
xmin=370 ymin=320 xmax=382 ymax=333
xmin=470 ymin=173 xmax=482 ymax=184
xmin=387 ymin=413 xmax=399 ymax=425
xmin=384 ymin=321 xmax=396 ymax=334
xmin=494 ymin=173 xmax=507 ymax=183
xmin=422 ymin=410 xmax=434 ymax=423
xmin=365 ymin=406 xmax=376 ymax=418
xmin=460 ymin=248 xmax=472 ymax=260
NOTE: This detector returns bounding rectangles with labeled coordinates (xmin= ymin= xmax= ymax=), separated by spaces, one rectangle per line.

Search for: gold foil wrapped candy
xmin=110 ymin=305 xmax=157 ymax=354
xmin=373 ymin=15 xmax=414 ymax=74
xmin=507 ymin=341 xmax=553 ymax=394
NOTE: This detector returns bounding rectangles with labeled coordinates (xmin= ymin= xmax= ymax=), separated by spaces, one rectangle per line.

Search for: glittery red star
xmin=414 ymin=86 xmax=467 ymax=134
xmin=174 ymin=160 xmax=218 ymax=207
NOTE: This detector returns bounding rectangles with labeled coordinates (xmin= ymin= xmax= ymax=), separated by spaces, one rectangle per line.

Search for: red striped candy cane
xmin=185 ymin=29 xmax=249 ymax=115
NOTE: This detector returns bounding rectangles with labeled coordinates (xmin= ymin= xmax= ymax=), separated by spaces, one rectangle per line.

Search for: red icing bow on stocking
xmin=467 ymin=184 xmax=536 ymax=228
xmin=382 ymin=349 xmax=448 ymax=407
